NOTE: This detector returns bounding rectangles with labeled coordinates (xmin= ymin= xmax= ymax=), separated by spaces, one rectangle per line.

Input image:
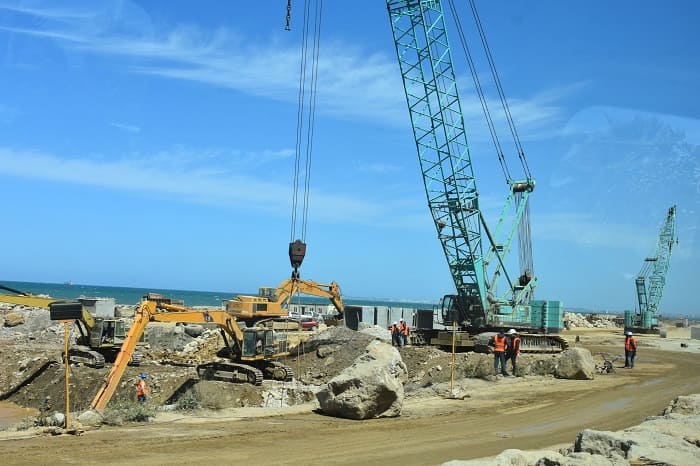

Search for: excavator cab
xmin=89 ymin=318 xmax=127 ymax=348
xmin=241 ymin=328 xmax=283 ymax=360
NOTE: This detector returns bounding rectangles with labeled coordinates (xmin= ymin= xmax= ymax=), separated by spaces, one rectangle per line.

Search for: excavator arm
xmin=90 ymin=301 xmax=248 ymax=410
xmin=90 ymin=300 xmax=154 ymax=410
xmin=276 ymin=278 xmax=344 ymax=317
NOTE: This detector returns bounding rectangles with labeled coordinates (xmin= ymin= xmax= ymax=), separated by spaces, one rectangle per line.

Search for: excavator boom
xmin=90 ymin=298 xmax=292 ymax=411
xmin=225 ymin=277 xmax=344 ymax=323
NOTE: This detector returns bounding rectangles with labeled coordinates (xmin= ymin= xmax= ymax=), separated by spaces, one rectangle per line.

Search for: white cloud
xmin=533 ymin=212 xmax=652 ymax=251
xmin=0 ymin=146 xmax=394 ymax=223
xmin=0 ymin=7 xmax=568 ymax=131
xmin=110 ymin=122 xmax=140 ymax=133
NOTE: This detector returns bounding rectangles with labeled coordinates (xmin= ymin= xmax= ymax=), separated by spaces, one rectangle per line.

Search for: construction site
xmin=0 ymin=0 xmax=698 ymax=465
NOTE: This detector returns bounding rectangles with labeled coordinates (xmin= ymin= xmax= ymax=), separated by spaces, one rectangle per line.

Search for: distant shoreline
xmin=0 ymin=280 xmax=437 ymax=309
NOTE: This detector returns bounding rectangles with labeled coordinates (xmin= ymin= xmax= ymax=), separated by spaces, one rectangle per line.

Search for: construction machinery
xmin=89 ymin=296 xmax=294 ymax=411
xmin=386 ymin=0 xmax=566 ymax=352
xmin=626 ymin=205 xmax=677 ymax=333
xmin=225 ymin=276 xmax=344 ymax=327
xmin=0 ymin=286 xmax=141 ymax=367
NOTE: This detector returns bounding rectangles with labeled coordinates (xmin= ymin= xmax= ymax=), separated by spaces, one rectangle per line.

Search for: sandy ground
xmin=0 ymin=326 xmax=699 ymax=465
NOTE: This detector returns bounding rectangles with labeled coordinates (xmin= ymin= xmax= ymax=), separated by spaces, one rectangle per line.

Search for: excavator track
xmin=264 ymin=361 xmax=295 ymax=381
xmin=68 ymin=345 xmax=106 ymax=368
xmin=129 ymin=351 xmax=142 ymax=366
xmin=196 ymin=361 xmax=264 ymax=386
xmin=519 ymin=334 xmax=569 ymax=354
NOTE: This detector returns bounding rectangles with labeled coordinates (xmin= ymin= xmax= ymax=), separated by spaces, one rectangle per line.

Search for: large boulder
xmin=663 ymin=393 xmax=700 ymax=415
xmin=316 ymin=340 xmax=408 ymax=420
xmin=77 ymin=410 xmax=103 ymax=427
xmin=443 ymin=449 xmax=616 ymax=466
xmin=555 ymin=347 xmax=595 ymax=380
xmin=575 ymin=426 xmax=700 ymax=465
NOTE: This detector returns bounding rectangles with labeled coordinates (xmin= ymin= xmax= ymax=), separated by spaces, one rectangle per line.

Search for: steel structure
xmin=634 ymin=205 xmax=677 ymax=327
xmin=386 ymin=0 xmax=536 ymax=328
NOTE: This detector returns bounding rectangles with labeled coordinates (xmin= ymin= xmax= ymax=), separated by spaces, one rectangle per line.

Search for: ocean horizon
xmin=0 ymin=280 xmax=437 ymax=310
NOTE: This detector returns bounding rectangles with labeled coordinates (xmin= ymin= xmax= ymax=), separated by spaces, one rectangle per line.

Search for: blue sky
xmin=0 ymin=1 xmax=698 ymax=316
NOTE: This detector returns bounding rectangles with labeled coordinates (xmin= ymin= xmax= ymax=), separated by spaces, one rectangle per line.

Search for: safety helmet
xmin=400 ymin=318 xmax=404 ymax=322
xmin=392 ymin=321 xmax=397 ymax=325
xmin=625 ymin=331 xmax=632 ymax=336
xmin=139 ymin=373 xmax=147 ymax=379
xmin=508 ymin=329 xmax=517 ymax=335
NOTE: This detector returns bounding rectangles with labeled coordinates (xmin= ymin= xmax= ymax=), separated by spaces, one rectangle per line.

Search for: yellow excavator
xmin=0 ymin=285 xmax=140 ymax=368
xmin=87 ymin=296 xmax=294 ymax=411
xmin=224 ymin=276 xmax=344 ymax=327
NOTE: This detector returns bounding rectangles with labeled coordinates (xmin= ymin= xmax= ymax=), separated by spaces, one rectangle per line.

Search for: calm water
xmin=1 ymin=280 xmax=436 ymax=309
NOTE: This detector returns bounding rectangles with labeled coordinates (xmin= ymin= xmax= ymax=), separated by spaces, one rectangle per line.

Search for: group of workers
xmin=489 ymin=328 xmax=639 ymax=377
xmin=390 ymin=319 xmax=410 ymax=347
xmin=489 ymin=329 xmax=521 ymax=376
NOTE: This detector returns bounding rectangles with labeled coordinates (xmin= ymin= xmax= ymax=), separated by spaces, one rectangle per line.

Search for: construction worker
xmin=390 ymin=321 xmax=400 ymax=347
xmin=489 ymin=330 xmax=508 ymax=376
xmin=505 ymin=329 xmax=521 ymax=376
xmin=398 ymin=318 xmax=409 ymax=347
xmin=135 ymin=373 xmax=149 ymax=403
xmin=624 ymin=330 xmax=637 ymax=368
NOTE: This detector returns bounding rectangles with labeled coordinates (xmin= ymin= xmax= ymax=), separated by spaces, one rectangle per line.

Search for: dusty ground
xmin=0 ymin=320 xmax=699 ymax=465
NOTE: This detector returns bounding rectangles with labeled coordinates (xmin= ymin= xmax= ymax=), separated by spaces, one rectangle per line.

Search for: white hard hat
xmin=508 ymin=329 xmax=517 ymax=335
xmin=625 ymin=330 xmax=632 ymax=336
xmin=400 ymin=318 xmax=404 ymax=322
xmin=392 ymin=321 xmax=397 ymax=325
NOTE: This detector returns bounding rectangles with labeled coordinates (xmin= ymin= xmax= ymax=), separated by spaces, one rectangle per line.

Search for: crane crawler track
xmin=519 ymin=334 xmax=569 ymax=354
xmin=196 ymin=361 xmax=264 ymax=385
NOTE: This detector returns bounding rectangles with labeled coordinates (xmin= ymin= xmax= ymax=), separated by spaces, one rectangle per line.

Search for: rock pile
xmin=565 ymin=312 xmax=619 ymax=329
xmin=444 ymin=393 xmax=700 ymax=465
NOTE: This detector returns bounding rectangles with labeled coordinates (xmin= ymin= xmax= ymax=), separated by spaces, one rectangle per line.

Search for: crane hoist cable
xmin=447 ymin=0 xmax=511 ymax=183
xmin=467 ymin=0 xmax=531 ymax=179
xmin=447 ymin=0 xmax=533 ymax=182
xmin=289 ymin=0 xmax=323 ymax=278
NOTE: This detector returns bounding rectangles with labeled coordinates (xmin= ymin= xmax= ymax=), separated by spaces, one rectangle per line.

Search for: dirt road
xmin=2 ymin=339 xmax=699 ymax=466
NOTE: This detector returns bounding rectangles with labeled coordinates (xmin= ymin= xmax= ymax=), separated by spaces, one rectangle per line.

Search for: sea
xmin=0 ymin=280 xmax=437 ymax=310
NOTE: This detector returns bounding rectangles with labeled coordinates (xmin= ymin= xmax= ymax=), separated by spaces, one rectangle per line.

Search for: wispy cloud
xmin=110 ymin=122 xmax=140 ymax=133
xmin=0 ymin=3 xmax=94 ymax=21
xmin=533 ymin=212 xmax=653 ymax=251
xmin=0 ymin=146 xmax=404 ymax=224
xmin=0 ymin=5 xmax=568 ymax=131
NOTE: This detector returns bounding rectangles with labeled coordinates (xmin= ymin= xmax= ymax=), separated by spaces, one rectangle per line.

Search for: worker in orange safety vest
xmin=489 ymin=330 xmax=508 ymax=376
xmin=398 ymin=318 xmax=409 ymax=347
xmin=135 ymin=373 xmax=149 ymax=403
xmin=390 ymin=321 xmax=400 ymax=347
xmin=623 ymin=330 xmax=637 ymax=368
xmin=505 ymin=329 xmax=521 ymax=376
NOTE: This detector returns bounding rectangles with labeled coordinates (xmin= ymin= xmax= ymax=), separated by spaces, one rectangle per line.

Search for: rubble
xmin=565 ymin=312 xmax=620 ymax=329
